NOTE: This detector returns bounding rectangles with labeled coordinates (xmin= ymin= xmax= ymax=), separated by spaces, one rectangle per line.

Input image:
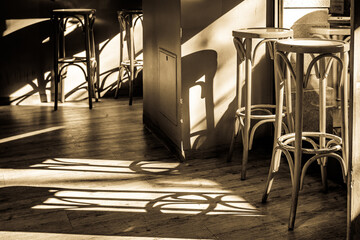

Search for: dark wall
xmin=0 ymin=0 xmax=141 ymax=103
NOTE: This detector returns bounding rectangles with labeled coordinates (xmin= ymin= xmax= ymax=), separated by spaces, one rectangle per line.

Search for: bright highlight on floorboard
xmin=0 ymin=126 xmax=65 ymax=144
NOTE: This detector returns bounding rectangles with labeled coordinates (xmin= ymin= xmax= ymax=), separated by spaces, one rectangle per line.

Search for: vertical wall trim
xmin=272 ymin=0 xmax=283 ymax=28
xmin=278 ymin=0 xmax=283 ymax=28
xmin=349 ymin=0 xmax=360 ymax=239
xmin=266 ymin=0 xmax=274 ymax=27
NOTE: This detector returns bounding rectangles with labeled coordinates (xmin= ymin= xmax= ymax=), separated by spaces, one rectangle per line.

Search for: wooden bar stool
xmin=229 ymin=28 xmax=293 ymax=180
xmin=52 ymin=9 xmax=99 ymax=110
xmin=114 ymin=9 xmax=143 ymax=105
xmin=262 ymin=38 xmax=349 ymax=230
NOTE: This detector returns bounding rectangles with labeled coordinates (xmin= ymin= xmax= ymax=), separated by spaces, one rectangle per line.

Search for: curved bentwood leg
xmin=287 ymin=53 xmax=304 ymax=230
xmin=84 ymin=14 xmax=93 ymax=109
xmin=227 ymin=113 xmax=242 ymax=162
xmin=305 ymin=54 xmax=343 ymax=192
xmin=262 ymin=47 xmax=290 ymax=202
xmin=240 ymin=38 xmax=252 ymax=180
xmin=227 ymin=37 xmax=245 ymax=163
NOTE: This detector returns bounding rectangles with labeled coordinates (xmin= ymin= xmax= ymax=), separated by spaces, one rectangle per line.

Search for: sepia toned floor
xmin=0 ymin=97 xmax=347 ymax=239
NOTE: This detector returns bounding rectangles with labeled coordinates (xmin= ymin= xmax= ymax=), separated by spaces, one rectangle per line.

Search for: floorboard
xmin=0 ymin=98 xmax=347 ymax=239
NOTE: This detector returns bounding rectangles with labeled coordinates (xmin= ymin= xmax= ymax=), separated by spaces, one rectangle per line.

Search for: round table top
xmin=53 ymin=9 xmax=96 ymax=15
xmin=276 ymin=38 xmax=349 ymax=53
xmin=232 ymin=27 xmax=293 ymax=39
xmin=309 ymin=26 xmax=350 ymax=36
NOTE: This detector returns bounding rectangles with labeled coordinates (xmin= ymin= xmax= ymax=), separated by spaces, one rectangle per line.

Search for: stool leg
xmin=319 ymin=58 xmax=328 ymax=192
xmin=227 ymin=115 xmax=240 ymax=162
xmin=228 ymin=38 xmax=244 ymax=163
xmin=93 ymin=29 xmax=100 ymax=101
xmin=115 ymin=66 xmax=126 ymax=99
xmin=262 ymin=47 xmax=285 ymax=202
xmin=115 ymin=14 xmax=125 ymax=99
xmin=289 ymin=53 xmax=304 ymax=230
xmin=53 ymin=16 xmax=60 ymax=111
xmin=241 ymin=38 xmax=252 ymax=180
xmin=127 ymin=14 xmax=135 ymax=106
xmin=84 ymin=15 xmax=93 ymax=109
xmin=285 ymin=66 xmax=294 ymax=132
xmin=262 ymin=148 xmax=282 ymax=203
xmin=59 ymin=19 xmax=66 ymax=104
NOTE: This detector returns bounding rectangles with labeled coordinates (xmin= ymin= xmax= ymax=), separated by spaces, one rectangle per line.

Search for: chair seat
xmin=232 ymin=27 xmax=293 ymax=39
xmin=276 ymin=38 xmax=350 ymax=54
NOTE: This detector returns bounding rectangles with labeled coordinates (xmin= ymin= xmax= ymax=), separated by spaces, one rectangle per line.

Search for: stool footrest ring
xmin=277 ymin=132 xmax=342 ymax=155
xmin=236 ymin=104 xmax=287 ymax=120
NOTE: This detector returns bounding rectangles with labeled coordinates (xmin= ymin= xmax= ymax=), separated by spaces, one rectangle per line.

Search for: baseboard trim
xmin=143 ymin=114 xmax=185 ymax=162
xmin=143 ymin=114 xmax=230 ymax=161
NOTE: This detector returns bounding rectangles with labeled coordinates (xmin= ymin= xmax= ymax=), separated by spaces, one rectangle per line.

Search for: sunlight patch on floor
xmin=29 ymin=158 xmax=181 ymax=174
xmin=31 ymin=188 xmax=261 ymax=217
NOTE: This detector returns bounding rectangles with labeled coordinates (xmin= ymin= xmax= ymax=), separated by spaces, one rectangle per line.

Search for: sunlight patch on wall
xmin=189 ymin=75 xmax=207 ymax=148
xmin=9 ymin=71 xmax=52 ymax=104
xmin=181 ymin=0 xmax=266 ymax=131
xmin=42 ymin=20 xmax=80 ymax=44
xmin=3 ymin=19 xmax=48 ymax=37
xmin=10 ymin=78 xmax=38 ymax=98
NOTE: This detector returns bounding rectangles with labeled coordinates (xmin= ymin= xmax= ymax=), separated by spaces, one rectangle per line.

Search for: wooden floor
xmin=0 ymin=98 xmax=347 ymax=240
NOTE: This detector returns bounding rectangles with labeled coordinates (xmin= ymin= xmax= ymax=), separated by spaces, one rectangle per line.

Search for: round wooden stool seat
xmin=233 ymin=27 xmax=293 ymax=39
xmin=276 ymin=38 xmax=349 ymax=54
